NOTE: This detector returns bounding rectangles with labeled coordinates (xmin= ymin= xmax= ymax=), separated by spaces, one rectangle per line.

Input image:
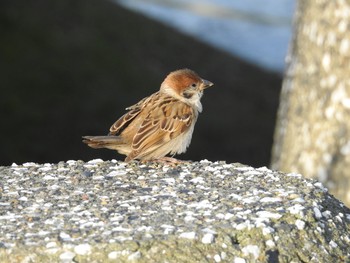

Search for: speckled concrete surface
xmin=0 ymin=159 xmax=349 ymax=262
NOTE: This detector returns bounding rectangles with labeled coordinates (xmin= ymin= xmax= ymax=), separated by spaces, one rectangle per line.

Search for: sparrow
xmin=83 ymin=69 xmax=213 ymax=162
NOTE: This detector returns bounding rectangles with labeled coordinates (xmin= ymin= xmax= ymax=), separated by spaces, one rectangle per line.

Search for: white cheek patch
xmin=160 ymin=85 xmax=203 ymax=113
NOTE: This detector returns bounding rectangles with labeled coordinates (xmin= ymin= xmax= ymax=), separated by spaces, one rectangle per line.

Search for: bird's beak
xmin=201 ymin=79 xmax=214 ymax=90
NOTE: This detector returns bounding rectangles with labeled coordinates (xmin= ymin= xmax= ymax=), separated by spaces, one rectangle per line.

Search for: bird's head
xmin=160 ymin=69 xmax=213 ymax=111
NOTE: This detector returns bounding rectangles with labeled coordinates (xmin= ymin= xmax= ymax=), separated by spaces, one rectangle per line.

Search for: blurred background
xmin=0 ymin=0 xmax=295 ymax=166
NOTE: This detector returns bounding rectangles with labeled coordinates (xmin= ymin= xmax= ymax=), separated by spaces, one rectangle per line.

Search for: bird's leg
xmin=156 ymin=157 xmax=183 ymax=164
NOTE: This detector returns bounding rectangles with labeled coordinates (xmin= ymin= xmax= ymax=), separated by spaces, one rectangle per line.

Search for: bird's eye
xmin=191 ymin=83 xmax=197 ymax=88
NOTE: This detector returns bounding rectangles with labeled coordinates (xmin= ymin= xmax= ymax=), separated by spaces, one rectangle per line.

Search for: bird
xmin=83 ymin=69 xmax=213 ymax=162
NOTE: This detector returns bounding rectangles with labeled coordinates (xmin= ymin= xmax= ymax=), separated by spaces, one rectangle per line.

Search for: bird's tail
xmin=82 ymin=136 xmax=124 ymax=150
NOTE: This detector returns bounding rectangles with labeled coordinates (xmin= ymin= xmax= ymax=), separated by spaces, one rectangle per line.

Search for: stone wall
xmin=0 ymin=160 xmax=349 ymax=262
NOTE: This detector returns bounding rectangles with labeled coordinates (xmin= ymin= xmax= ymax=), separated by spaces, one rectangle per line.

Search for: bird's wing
xmin=128 ymin=98 xmax=194 ymax=159
xmin=109 ymin=92 xmax=159 ymax=135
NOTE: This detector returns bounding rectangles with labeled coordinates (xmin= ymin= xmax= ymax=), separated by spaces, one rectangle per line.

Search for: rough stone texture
xmin=271 ymin=0 xmax=350 ymax=206
xmin=0 ymin=160 xmax=349 ymax=262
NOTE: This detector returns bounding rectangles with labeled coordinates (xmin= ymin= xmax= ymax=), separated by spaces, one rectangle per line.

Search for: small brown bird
xmin=83 ymin=69 xmax=213 ymax=162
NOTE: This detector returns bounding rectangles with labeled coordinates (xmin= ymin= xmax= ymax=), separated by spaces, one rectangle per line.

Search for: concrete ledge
xmin=0 ymin=160 xmax=349 ymax=262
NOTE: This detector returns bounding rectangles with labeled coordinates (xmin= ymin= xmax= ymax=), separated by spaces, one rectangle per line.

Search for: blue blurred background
xmin=117 ymin=0 xmax=295 ymax=72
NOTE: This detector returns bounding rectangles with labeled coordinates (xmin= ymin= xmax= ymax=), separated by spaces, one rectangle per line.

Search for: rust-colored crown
xmin=161 ymin=69 xmax=202 ymax=94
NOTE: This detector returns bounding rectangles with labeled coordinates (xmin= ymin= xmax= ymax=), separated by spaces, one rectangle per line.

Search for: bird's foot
xmin=142 ymin=157 xmax=188 ymax=166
